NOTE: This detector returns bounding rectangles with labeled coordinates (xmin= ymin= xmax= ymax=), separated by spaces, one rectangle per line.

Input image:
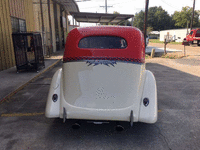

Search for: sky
xmin=69 ymin=0 xmax=200 ymax=26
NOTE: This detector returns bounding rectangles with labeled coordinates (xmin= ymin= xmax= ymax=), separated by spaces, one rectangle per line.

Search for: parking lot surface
xmin=0 ymin=60 xmax=200 ymax=150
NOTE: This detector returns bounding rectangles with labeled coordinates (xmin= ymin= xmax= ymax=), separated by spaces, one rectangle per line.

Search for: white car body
xmin=45 ymin=26 xmax=157 ymax=125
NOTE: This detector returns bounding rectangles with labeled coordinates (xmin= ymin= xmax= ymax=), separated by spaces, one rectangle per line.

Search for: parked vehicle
xmin=45 ymin=26 xmax=157 ymax=127
xmin=186 ymin=28 xmax=200 ymax=46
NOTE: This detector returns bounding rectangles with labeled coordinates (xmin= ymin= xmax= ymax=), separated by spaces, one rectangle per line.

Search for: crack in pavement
xmin=154 ymin=124 xmax=172 ymax=150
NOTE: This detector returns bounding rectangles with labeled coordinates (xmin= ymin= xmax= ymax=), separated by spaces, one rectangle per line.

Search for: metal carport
xmin=69 ymin=11 xmax=134 ymax=25
xmin=52 ymin=0 xmax=79 ymax=13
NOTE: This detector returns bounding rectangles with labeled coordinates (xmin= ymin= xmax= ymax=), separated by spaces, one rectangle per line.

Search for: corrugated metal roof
xmin=69 ymin=12 xmax=134 ymax=24
xmin=53 ymin=0 xmax=79 ymax=13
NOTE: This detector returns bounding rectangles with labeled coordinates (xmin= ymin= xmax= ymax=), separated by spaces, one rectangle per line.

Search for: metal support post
xmin=144 ymin=0 xmax=149 ymax=49
xmin=72 ymin=15 xmax=74 ymax=28
xmin=164 ymin=39 xmax=167 ymax=55
xmin=40 ymin=0 xmax=46 ymax=56
xmin=184 ymin=45 xmax=186 ymax=57
xmin=48 ymin=0 xmax=53 ymax=56
xmin=105 ymin=0 xmax=107 ymax=13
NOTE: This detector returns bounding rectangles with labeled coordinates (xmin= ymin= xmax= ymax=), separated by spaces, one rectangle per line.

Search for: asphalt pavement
xmin=0 ymin=60 xmax=200 ymax=150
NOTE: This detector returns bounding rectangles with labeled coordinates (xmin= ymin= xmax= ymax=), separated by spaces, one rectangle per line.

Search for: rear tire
xmin=198 ymin=41 xmax=200 ymax=46
xmin=189 ymin=41 xmax=194 ymax=47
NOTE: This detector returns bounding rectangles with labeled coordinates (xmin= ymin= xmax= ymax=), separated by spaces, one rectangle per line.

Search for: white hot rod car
xmin=45 ymin=26 xmax=157 ymax=128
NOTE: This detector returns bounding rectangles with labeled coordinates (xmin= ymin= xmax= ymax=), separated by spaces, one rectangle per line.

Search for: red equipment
xmin=186 ymin=28 xmax=200 ymax=46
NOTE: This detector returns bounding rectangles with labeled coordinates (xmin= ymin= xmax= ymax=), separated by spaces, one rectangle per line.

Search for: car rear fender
xmin=45 ymin=68 xmax=62 ymax=118
xmin=138 ymin=70 xmax=157 ymax=123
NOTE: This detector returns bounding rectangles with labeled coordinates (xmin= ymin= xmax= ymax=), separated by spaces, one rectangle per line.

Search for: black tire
xmin=189 ymin=41 xmax=194 ymax=47
xmin=198 ymin=41 xmax=200 ymax=46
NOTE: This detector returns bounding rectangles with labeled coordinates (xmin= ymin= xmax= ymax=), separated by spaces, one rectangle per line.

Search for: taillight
xmin=143 ymin=98 xmax=149 ymax=107
xmin=52 ymin=94 xmax=58 ymax=102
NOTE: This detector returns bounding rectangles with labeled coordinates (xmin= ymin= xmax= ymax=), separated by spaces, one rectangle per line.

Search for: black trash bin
xmin=12 ymin=32 xmax=45 ymax=73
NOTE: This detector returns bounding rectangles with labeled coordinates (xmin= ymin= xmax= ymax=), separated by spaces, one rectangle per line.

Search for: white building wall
xmin=160 ymin=28 xmax=190 ymax=42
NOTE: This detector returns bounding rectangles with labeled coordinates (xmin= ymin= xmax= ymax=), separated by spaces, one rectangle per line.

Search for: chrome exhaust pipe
xmin=115 ymin=124 xmax=124 ymax=131
xmin=72 ymin=122 xmax=81 ymax=129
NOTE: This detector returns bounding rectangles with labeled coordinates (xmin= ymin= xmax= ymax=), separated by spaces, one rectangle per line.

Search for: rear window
xmin=78 ymin=36 xmax=127 ymax=49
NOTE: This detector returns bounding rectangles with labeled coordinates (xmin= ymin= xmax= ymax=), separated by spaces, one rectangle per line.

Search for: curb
xmin=0 ymin=59 xmax=62 ymax=105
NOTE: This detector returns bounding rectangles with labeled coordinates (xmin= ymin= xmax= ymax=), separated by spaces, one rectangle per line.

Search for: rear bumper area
xmin=45 ymin=67 xmax=157 ymax=124
xmin=61 ymin=104 xmax=134 ymax=122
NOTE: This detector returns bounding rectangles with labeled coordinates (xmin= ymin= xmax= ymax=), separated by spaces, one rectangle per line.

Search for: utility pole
xmin=190 ymin=0 xmax=195 ymax=30
xmin=105 ymin=0 xmax=107 ymax=13
xmin=100 ymin=0 xmax=112 ymax=13
xmin=144 ymin=0 xmax=149 ymax=49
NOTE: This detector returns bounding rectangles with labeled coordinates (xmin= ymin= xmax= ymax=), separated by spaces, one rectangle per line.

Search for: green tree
xmin=172 ymin=6 xmax=200 ymax=28
xmin=133 ymin=6 xmax=173 ymax=31
xmin=113 ymin=11 xmax=120 ymax=14
xmin=147 ymin=26 xmax=153 ymax=34
xmin=113 ymin=11 xmax=132 ymax=26
xmin=133 ymin=10 xmax=145 ymax=31
xmin=148 ymin=6 xmax=173 ymax=30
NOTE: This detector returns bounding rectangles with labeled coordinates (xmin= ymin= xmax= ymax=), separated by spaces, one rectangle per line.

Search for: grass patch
xmin=145 ymin=54 xmax=151 ymax=59
xmin=149 ymin=39 xmax=163 ymax=43
xmin=168 ymin=41 xmax=182 ymax=45
xmin=161 ymin=52 xmax=184 ymax=59
xmin=149 ymin=39 xmax=182 ymax=45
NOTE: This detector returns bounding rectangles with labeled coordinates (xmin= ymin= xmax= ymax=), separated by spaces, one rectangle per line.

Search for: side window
xmin=190 ymin=31 xmax=193 ymax=35
xmin=78 ymin=36 xmax=127 ymax=49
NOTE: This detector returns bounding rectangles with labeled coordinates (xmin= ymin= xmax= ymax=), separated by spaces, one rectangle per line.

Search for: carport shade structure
xmin=53 ymin=0 xmax=79 ymax=13
xmin=69 ymin=12 xmax=134 ymax=24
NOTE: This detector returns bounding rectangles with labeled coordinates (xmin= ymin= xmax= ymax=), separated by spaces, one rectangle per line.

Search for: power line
xmin=100 ymin=0 xmax=113 ymax=13
xmin=79 ymin=0 xmax=134 ymax=11
xmin=111 ymin=0 xmax=134 ymax=6
xmin=161 ymin=0 xmax=180 ymax=10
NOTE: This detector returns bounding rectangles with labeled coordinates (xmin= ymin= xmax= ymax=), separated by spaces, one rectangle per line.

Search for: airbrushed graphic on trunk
xmin=86 ymin=60 xmax=117 ymax=67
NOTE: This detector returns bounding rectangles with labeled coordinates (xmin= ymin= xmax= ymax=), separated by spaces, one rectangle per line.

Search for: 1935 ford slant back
xmin=45 ymin=26 xmax=157 ymax=127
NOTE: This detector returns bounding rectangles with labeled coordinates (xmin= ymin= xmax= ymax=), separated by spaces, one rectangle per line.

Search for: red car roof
xmin=63 ymin=26 xmax=145 ymax=63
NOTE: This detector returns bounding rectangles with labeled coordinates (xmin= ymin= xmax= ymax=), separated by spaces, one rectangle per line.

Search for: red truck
xmin=186 ymin=28 xmax=200 ymax=46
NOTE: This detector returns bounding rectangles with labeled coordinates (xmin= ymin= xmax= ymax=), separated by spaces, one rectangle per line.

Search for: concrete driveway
xmin=146 ymin=46 xmax=182 ymax=54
